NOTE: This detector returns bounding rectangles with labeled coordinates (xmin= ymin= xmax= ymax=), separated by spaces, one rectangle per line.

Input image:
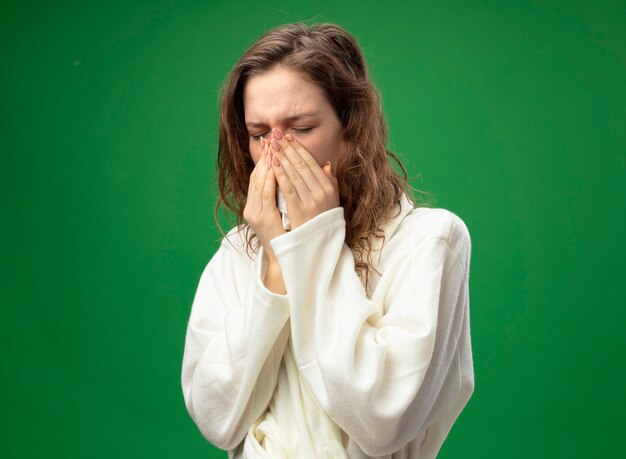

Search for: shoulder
xmin=200 ymin=224 xmax=254 ymax=277
xmin=219 ymin=224 xmax=252 ymax=256
xmin=392 ymin=207 xmax=471 ymax=264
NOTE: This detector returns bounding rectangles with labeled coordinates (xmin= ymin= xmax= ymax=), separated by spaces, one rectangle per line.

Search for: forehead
xmin=243 ymin=67 xmax=330 ymax=122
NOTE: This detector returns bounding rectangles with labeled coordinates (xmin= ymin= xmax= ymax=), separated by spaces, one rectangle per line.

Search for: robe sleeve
xmin=181 ymin=232 xmax=290 ymax=450
xmin=269 ymin=207 xmax=473 ymax=456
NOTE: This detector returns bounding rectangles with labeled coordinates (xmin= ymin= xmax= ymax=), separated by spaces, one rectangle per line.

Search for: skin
xmin=242 ymin=66 xmax=343 ymax=294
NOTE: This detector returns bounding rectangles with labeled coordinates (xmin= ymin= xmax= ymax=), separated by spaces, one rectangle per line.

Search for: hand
xmin=243 ymin=139 xmax=287 ymax=264
xmin=269 ymin=128 xmax=340 ymax=229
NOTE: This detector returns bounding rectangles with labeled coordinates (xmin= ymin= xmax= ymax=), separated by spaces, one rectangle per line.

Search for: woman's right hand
xmin=243 ymin=140 xmax=287 ymax=276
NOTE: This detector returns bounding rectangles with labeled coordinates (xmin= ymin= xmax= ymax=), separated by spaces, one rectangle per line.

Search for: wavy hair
xmin=215 ymin=22 xmax=429 ymax=289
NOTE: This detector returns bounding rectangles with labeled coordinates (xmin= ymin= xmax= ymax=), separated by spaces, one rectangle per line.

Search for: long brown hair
xmin=215 ymin=22 xmax=428 ymax=287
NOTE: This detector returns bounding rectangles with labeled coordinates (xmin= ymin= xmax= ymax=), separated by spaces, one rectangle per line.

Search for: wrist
xmin=263 ymin=259 xmax=286 ymax=294
xmin=265 ymin=258 xmax=282 ymax=277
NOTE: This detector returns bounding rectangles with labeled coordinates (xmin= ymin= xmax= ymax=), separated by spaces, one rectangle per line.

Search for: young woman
xmin=181 ymin=22 xmax=474 ymax=458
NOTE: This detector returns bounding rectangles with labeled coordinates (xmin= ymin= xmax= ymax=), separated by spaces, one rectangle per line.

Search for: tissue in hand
xmin=276 ymin=189 xmax=291 ymax=230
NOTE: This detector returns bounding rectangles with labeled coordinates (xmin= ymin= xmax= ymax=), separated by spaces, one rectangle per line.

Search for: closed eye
xmin=292 ymin=127 xmax=314 ymax=134
xmin=250 ymin=127 xmax=314 ymax=141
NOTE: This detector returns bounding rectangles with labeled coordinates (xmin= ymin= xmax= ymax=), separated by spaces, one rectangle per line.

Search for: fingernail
xmin=273 ymin=156 xmax=280 ymax=167
xmin=272 ymin=128 xmax=283 ymax=140
xmin=271 ymin=138 xmax=280 ymax=151
xmin=285 ymin=133 xmax=294 ymax=141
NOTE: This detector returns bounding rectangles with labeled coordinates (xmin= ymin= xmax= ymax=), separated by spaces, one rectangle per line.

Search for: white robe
xmin=181 ymin=194 xmax=474 ymax=458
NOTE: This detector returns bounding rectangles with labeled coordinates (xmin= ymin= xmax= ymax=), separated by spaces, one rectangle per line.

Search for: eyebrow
xmin=245 ymin=113 xmax=319 ymax=128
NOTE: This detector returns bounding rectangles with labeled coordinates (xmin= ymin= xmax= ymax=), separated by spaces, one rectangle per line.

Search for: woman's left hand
xmin=269 ymin=127 xmax=340 ymax=229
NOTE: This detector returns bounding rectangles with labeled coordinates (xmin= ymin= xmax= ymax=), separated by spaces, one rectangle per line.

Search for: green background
xmin=3 ymin=0 xmax=625 ymax=457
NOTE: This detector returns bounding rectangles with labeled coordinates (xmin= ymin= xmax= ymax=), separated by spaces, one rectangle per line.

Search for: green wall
xmin=3 ymin=1 xmax=625 ymax=457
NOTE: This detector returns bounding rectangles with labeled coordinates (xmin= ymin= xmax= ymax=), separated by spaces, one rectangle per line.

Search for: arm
xmin=181 ymin=236 xmax=290 ymax=450
xmin=270 ymin=207 xmax=473 ymax=456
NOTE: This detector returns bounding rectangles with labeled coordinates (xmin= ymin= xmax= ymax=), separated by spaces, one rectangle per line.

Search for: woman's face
xmin=243 ymin=66 xmax=343 ymax=172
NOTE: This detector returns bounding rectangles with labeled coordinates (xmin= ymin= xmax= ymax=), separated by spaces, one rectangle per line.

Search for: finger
xmin=283 ymin=132 xmax=329 ymax=185
xmin=271 ymin=150 xmax=302 ymax=211
xmin=322 ymin=161 xmax=339 ymax=194
xmin=262 ymin=162 xmax=278 ymax=212
xmin=247 ymin=147 xmax=267 ymax=209
xmin=262 ymin=139 xmax=271 ymax=171
xmin=322 ymin=161 xmax=333 ymax=180
xmin=284 ymin=133 xmax=338 ymax=202
xmin=273 ymin=129 xmax=323 ymax=192
xmin=270 ymin=137 xmax=312 ymax=202
xmin=255 ymin=144 xmax=270 ymax=192
xmin=247 ymin=157 xmax=258 ymax=203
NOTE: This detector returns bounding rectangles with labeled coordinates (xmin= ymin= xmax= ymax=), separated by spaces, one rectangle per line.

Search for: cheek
xmin=306 ymin=136 xmax=338 ymax=165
